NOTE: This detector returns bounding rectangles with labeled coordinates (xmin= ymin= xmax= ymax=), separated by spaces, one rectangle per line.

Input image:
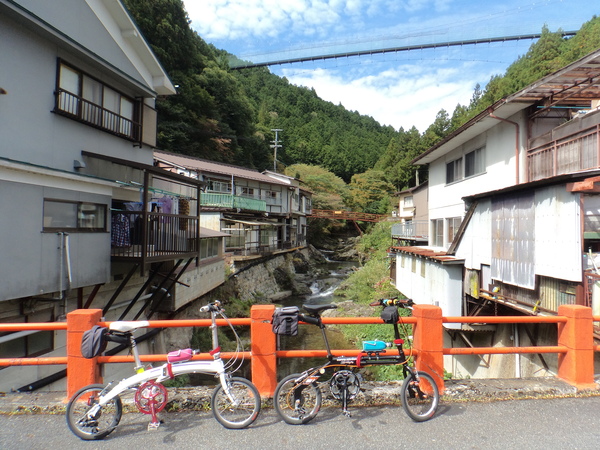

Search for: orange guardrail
xmin=1 ymin=304 xmax=599 ymax=398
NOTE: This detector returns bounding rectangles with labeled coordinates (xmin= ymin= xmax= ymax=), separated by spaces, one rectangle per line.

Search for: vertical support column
xmin=66 ymin=309 xmax=103 ymax=398
xmin=412 ymin=304 xmax=445 ymax=393
xmin=557 ymin=304 xmax=597 ymax=390
xmin=250 ymin=304 xmax=277 ymax=397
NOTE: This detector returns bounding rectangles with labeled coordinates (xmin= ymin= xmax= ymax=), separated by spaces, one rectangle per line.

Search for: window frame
xmin=431 ymin=218 xmax=444 ymax=247
xmin=446 ymin=157 xmax=463 ymax=184
xmin=465 ymin=147 xmax=485 ymax=178
xmin=43 ymin=199 xmax=107 ymax=232
xmin=54 ymin=59 xmax=141 ymax=141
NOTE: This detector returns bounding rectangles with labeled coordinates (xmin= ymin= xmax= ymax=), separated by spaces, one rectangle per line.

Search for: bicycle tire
xmin=274 ymin=373 xmax=322 ymax=425
xmin=211 ymin=377 xmax=261 ymax=429
xmin=66 ymin=383 xmax=122 ymax=440
xmin=400 ymin=371 xmax=439 ymax=422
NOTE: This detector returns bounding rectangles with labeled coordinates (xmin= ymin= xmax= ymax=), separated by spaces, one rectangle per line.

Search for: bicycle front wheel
xmin=274 ymin=373 xmax=321 ymax=425
xmin=400 ymin=371 xmax=439 ymax=422
xmin=66 ymin=384 xmax=122 ymax=440
xmin=211 ymin=377 xmax=261 ymax=429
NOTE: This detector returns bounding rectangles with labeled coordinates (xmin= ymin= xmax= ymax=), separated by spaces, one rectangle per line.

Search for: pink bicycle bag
xmin=167 ymin=348 xmax=193 ymax=363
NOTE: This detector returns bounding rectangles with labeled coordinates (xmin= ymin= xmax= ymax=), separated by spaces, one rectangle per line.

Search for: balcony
xmin=55 ymin=89 xmax=140 ymax=141
xmin=111 ymin=211 xmax=199 ymax=262
xmin=201 ymin=193 xmax=266 ymax=212
xmin=528 ymin=119 xmax=600 ymax=182
xmin=391 ymin=220 xmax=429 ymax=243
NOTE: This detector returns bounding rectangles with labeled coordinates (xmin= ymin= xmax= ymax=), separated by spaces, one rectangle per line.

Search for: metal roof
xmin=154 ymin=150 xmax=289 ymax=187
xmin=413 ymin=48 xmax=600 ymax=165
xmin=390 ymin=245 xmax=464 ymax=264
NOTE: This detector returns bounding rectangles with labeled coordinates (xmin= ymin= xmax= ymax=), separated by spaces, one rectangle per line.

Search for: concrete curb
xmin=1 ymin=377 xmax=598 ymax=415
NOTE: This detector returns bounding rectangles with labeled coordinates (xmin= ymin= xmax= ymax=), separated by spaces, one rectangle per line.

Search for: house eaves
xmin=154 ymin=151 xmax=290 ymax=187
xmin=1 ymin=0 xmax=175 ymax=97
xmin=412 ymin=47 xmax=600 ymax=166
xmin=412 ymin=100 xmax=529 ymax=165
xmin=462 ymin=168 xmax=600 ymax=202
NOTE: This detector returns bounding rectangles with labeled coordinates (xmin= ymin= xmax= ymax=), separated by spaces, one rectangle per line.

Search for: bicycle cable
xmin=217 ymin=309 xmax=247 ymax=373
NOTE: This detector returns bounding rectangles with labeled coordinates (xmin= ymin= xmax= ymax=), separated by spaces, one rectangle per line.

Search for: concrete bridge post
xmin=412 ymin=304 xmax=445 ymax=392
xmin=557 ymin=304 xmax=596 ymax=390
xmin=66 ymin=308 xmax=102 ymax=398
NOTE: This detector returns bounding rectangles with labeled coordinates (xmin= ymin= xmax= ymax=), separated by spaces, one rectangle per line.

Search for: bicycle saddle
xmin=109 ymin=320 xmax=150 ymax=332
xmin=302 ymin=304 xmax=337 ymax=315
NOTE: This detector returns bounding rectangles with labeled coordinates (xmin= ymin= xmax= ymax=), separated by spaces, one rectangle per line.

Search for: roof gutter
xmin=487 ymin=108 xmax=520 ymax=184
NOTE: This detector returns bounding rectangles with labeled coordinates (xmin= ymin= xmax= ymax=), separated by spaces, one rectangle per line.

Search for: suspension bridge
xmin=229 ymin=31 xmax=577 ymax=69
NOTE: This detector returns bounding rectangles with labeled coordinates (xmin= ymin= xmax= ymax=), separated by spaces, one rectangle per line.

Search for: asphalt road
xmin=1 ymin=396 xmax=599 ymax=449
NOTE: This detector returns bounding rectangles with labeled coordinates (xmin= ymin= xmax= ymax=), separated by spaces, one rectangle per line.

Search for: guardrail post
xmin=557 ymin=304 xmax=597 ymax=390
xmin=250 ymin=304 xmax=277 ymax=397
xmin=412 ymin=304 xmax=445 ymax=392
xmin=66 ymin=309 xmax=103 ymax=398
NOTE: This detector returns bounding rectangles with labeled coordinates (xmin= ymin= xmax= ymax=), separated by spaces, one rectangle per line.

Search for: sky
xmin=182 ymin=0 xmax=599 ymax=133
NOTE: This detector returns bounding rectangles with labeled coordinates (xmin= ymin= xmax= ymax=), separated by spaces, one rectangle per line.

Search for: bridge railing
xmin=1 ymin=305 xmax=599 ymax=398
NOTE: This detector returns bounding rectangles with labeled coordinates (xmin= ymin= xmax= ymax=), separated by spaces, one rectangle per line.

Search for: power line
xmin=230 ymin=31 xmax=577 ymax=70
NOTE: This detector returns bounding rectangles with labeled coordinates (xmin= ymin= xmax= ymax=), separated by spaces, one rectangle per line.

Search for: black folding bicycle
xmin=273 ymin=298 xmax=440 ymax=423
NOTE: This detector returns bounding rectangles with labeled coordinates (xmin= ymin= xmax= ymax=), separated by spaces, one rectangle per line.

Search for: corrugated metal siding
xmin=534 ymin=186 xmax=581 ymax=282
xmin=539 ymin=277 xmax=576 ymax=311
xmin=492 ymin=192 xmax=535 ymax=289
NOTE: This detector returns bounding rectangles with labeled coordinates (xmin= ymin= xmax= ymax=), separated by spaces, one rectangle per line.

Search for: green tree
xmin=346 ymin=170 xmax=394 ymax=214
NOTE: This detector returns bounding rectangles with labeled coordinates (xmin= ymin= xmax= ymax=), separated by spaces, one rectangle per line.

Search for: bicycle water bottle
xmin=362 ymin=340 xmax=390 ymax=351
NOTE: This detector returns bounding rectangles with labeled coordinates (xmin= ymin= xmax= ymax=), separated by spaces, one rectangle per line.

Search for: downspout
xmin=488 ymin=108 xmax=521 ymax=184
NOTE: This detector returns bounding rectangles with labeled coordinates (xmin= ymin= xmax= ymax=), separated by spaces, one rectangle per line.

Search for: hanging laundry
xmin=179 ymin=198 xmax=190 ymax=231
xmin=111 ymin=214 xmax=130 ymax=247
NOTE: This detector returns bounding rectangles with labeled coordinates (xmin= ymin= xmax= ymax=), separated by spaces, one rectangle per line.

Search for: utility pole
xmin=270 ymin=129 xmax=283 ymax=172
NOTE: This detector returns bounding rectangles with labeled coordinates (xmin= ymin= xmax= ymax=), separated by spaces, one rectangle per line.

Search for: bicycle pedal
xmin=148 ymin=421 xmax=161 ymax=431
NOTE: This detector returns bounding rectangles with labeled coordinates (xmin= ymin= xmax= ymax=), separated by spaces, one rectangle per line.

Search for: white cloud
xmin=282 ymin=62 xmax=478 ymax=132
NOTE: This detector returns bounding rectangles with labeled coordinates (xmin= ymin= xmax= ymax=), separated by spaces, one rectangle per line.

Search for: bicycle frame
xmin=92 ymin=304 xmax=237 ymax=411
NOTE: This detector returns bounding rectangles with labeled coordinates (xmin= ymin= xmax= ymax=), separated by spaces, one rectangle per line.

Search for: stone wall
xmin=229 ymin=248 xmax=313 ymax=303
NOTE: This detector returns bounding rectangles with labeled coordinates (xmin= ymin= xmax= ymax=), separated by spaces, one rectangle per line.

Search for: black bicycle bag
xmin=80 ymin=325 xmax=108 ymax=358
xmin=380 ymin=305 xmax=399 ymax=324
xmin=272 ymin=306 xmax=300 ymax=336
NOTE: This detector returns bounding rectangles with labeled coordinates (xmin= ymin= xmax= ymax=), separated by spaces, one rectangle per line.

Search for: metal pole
xmin=270 ymin=129 xmax=282 ymax=172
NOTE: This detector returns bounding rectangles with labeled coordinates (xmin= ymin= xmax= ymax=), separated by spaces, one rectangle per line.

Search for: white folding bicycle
xmin=66 ymin=301 xmax=261 ymax=440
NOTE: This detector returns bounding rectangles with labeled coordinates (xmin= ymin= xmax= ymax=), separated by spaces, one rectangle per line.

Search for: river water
xmin=276 ymin=258 xmax=358 ymax=379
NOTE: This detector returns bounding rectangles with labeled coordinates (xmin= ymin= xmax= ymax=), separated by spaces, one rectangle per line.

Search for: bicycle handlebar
xmin=199 ymin=300 xmax=222 ymax=313
xmin=369 ymin=297 xmax=414 ymax=308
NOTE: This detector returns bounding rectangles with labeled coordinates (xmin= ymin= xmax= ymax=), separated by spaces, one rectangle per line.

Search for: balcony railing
xmin=201 ymin=193 xmax=266 ymax=212
xmin=55 ymin=89 xmax=140 ymax=141
xmin=391 ymin=220 xmax=429 ymax=242
xmin=527 ymin=123 xmax=600 ymax=182
xmin=111 ymin=211 xmax=199 ymax=261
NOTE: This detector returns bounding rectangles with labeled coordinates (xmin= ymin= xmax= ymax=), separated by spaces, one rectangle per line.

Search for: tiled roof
xmin=154 ymin=150 xmax=288 ymax=186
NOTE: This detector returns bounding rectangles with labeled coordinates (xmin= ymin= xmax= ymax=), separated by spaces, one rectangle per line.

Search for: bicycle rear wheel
xmin=400 ymin=371 xmax=439 ymax=422
xmin=211 ymin=377 xmax=261 ymax=429
xmin=66 ymin=384 xmax=122 ymax=440
xmin=274 ymin=373 xmax=322 ymax=425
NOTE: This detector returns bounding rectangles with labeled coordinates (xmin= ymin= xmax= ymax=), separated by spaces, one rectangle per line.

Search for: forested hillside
xmin=123 ymin=0 xmax=600 ymax=209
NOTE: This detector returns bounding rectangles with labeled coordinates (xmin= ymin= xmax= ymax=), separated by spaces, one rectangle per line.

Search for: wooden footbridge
xmin=308 ymin=209 xmax=387 ymax=233
xmin=308 ymin=209 xmax=387 ymax=222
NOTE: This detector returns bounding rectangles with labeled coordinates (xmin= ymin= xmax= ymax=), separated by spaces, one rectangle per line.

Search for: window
xmin=200 ymin=238 xmax=220 ymax=259
xmin=432 ymin=219 xmax=444 ymax=247
xmin=446 ymin=158 xmax=462 ymax=184
xmin=43 ymin=199 xmax=107 ymax=231
xmin=55 ymin=60 xmax=139 ymax=140
xmin=447 ymin=217 xmax=462 ymax=243
xmin=465 ymin=147 xmax=485 ymax=178
xmin=404 ymin=196 xmax=414 ymax=208
xmin=240 ymin=187 xmax=255 ymax=197
xmin=207 ymin=180 xmax=231 ymax=193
